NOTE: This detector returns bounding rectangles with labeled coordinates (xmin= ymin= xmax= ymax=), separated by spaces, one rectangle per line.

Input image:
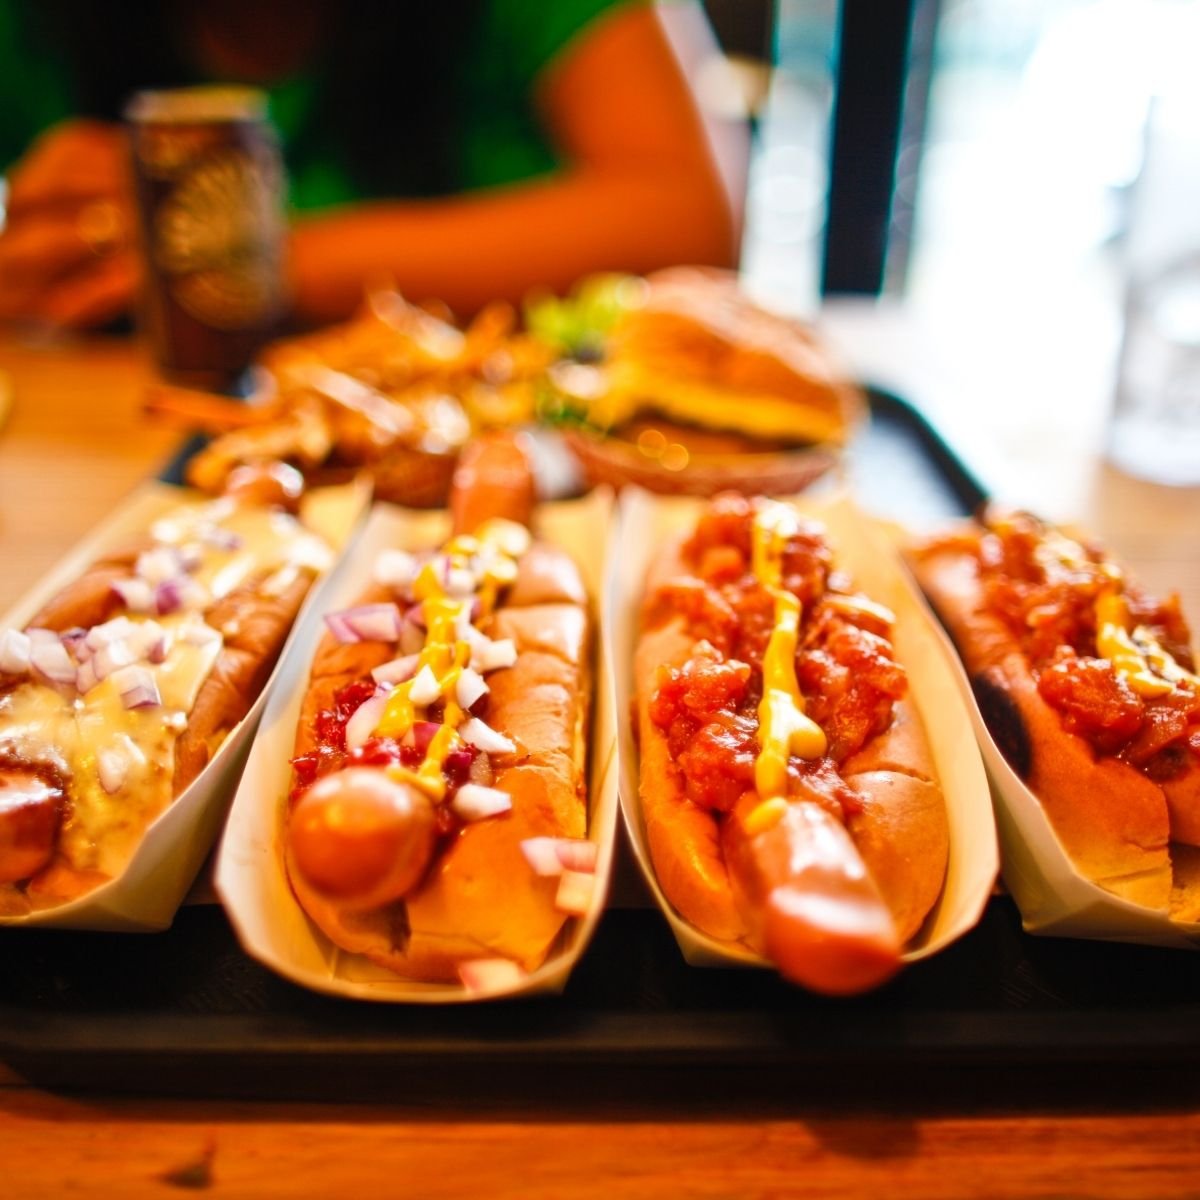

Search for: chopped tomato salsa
xmin=647 ymin=498 xmax=903 ymax=818
xmin=289 ymin=676 xmax=477 ymax=821
xmin=959 ymin=512 xmax=1200 ymax=771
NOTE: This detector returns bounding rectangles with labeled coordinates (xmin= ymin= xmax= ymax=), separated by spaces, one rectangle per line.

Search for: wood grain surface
xmin=0 ymin=333 xmax=179 ymax=614
xmin=2 ymin=1082 xmax=1200 ymax=1199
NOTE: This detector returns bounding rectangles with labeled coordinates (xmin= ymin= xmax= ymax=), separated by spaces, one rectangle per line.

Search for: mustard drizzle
xmin=747 ymin=503 xmax=827 ymax=824
xmin=376 ymin=519 xmax=528 ymax=801
xmin=1021 ymin=521 xmax=1197 ymax=698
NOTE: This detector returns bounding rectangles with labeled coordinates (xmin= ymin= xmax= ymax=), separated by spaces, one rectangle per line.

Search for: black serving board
xmin=5 ymin=388 xmax=1200 ymax=1101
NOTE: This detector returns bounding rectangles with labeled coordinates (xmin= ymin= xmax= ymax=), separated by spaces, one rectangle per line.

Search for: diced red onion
xmin=144 ymin=632 xmax=169 ymax=664
xmin=154 ymin=579 xmax=185 ymax=615
xmin=555 ymin=869 xmax=595 ymax=916
xmin=323 ymin=603 xmax=404 ymax=644
xmin=468 ymin=750 xmax=493 ymax=787
xmin=75 ymin=660 xmax=98 ymax=695
xmin=85 ymin=616 xmax=136 ymax=650
xmin=455 ymin=667 xmax=488 ymax=711
xmin=408 ymin=664 xmax=441 ymax=707
xmin=411 ymin=721 xmax=440 ymax=756
xmin=96 ymin=747 xmax=128 ymax=795
xmin=110 ymin=664 xmax=161 ymax=709
xmin=177 ymin=541 xmax=205 ymax=571
xmin=442 ymin=746 xmax=475 ymax=784
xmin=459 ymin=717 xmax=515 ymax=755
xmin=344 ymin=690 xmax=392 ymax=751
xmin=179 ymin=579 xmax=211 ymax=610
xmin=0 ymin=629 xmax=32 ymax=675
xmin=179 ymin=619 xmax=221 ymax=648
xmin=555 ymin=839 xmax=598 ymax=874
xmin=110 ymin=577 xmax=155 ymax=613
xmin=30 ymin=638 xmax=78 ymax=686
xmin=136 ymin=547 xmax=183 ymax=585
xmin=201 ymin=528 xmax=242 ymax=552
xmin=451 ymin=783 xmax=512 ymax=822
xmin=323 ymin=611 xmax=363 ymax=644
xmin=520 ymin=837 xmax=566 ymax=877
xmin=128 ymin=620 xmax=166 ymax=660
xmin=399 ymin=610 xmax=426 ymax=656
xmin=373 ymin=549 xmax=417 ymax=590
xmin=58 ymin=627 xmax=88 ymax=656
xmin=444 ymin=566 xmax=477 ymax=598
xmin=479 ymin=519 xmax=531 ymax=558
xmin=520 ymin=838 xmax=597 ymax=877
xmin=457 ymin=957 xmax=525 ymax=995
xmin=94 ymin=638 xmax=137 ymax=680
xmin=459 ymin=622 xmax=487 ymax=656
xmin=473 ymin=638 xmax=517 ymax=673
xmin=371 ymin=654 xmax=420 ymax=685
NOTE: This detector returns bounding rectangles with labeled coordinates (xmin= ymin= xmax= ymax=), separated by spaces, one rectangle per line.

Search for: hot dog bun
xmin=910 ymin=513 xmax=1198 ymax=913
xmin=283 ymin=434 xmax=592 ymax=983
xmin=634 ymin=629 xmax=745 ymax=943
xmin=0 ymin=472 xmax=333 ymax=913
xmin=552 ymin=271 xmax=862 ymax=498
xmin=607 ymin=268 xmax=864 ymax=448
xmin=635 ymin=499 xmax=948 ymax=992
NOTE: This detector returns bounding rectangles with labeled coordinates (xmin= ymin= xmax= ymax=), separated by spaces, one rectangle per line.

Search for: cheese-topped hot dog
xmin=636 ymin=494 xmax=949 ymax=994
xmin=910 ymin=509 xmax=1200 ymax=912
xmin=0 ymin=464 xmax=334 ymax=915
xmin=283 ymin=434 xmax=593 ymax=985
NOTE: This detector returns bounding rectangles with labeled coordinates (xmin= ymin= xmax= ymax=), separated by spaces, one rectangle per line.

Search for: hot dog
xmin=282 ymin=433 xmax=594 ymax=985
xmin=635 ymin=494 xmax=949 ymax=994
xmin=0 ymin=463 xmax=335 ymax=915
xmin=909 ymin=509 xmax=1200 ymax=912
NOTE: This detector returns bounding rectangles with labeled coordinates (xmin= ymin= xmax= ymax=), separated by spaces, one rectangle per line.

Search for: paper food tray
xmin=215 ymin=490 xmax=619 ymax=1002
xmin=0 ymin=478 xmax=370 ymax=931
xmin=609 ymin=486 xmax=999 ymax=972
xmin=921 ymin=617 xmax=1200 ymax=950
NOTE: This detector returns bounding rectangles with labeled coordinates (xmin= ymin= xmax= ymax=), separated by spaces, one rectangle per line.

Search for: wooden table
xmin=2 ymin=328 xmax=1200 ymax=1199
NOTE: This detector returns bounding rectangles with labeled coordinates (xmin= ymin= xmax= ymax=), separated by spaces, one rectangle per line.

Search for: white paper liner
xmin=215 ymin=490 xmax=618 ymax=1002
xmin=898 ymin=549 xmax=1200 ymax=950
xmin=609 ymin=487 xmax=998 ymax=972
xmin=0 ymin=478 xmax=371 ymax=931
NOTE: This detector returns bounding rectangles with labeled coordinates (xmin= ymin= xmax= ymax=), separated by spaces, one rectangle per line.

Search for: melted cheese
xmin=0 ymin=613 xmax=221 ymax=875
xmin=601 ymin=363 xmax=848 ymax=445
xmin=1 ymin=496 xmax=332 ymax=882
xmin=152 ymin=500 xmax=333 ymax=600
xmin=749 ymin=502 xmax=827 ymax=813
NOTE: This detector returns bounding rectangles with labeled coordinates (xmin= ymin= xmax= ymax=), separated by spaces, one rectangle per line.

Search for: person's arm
xmin=287 ymin=2 xmax=747 ymax=324
xmin=0 ymin=120 xmax=141 ymax=328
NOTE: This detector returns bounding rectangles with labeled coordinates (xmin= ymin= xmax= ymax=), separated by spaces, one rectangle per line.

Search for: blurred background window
xmin=736 ymin=0 xmax=1196 ymax=313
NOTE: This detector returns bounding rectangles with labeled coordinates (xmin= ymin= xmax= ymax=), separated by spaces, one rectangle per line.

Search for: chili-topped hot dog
xmin=910 ymin=509 xmax=1200 ymax=912
xmin=635 ymin=494 xmax=949 ymax=994
xmin=0 ymin=464 xmax=334 ymax=915
xmin=283 ymin=434 xmax=594 ymax=985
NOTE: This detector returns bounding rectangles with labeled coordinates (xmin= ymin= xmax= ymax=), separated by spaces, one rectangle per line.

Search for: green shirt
xmin=0 ymin=0 xmax=630 ymax=211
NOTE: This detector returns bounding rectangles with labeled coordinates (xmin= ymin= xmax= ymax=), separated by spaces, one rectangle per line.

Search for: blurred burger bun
xmin=560 ymin=268 xmax=864 ymax=495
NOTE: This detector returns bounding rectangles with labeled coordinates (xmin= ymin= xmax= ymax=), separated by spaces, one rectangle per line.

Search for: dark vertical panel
xmin=702 ymin=0 xmax=775 ymax=60
xmin=821 ymin=0 xmax=917 ymax=295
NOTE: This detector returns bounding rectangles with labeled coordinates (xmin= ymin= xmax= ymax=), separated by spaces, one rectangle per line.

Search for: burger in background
xmin=528 ymin=268 xmax=865 ymax=496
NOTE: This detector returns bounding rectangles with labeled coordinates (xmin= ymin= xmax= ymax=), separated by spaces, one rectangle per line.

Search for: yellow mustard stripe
xmin=376 ymin=521 xmax=527 ymax=799
xmin=750 ymin=503 xmax=827 ymax=805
